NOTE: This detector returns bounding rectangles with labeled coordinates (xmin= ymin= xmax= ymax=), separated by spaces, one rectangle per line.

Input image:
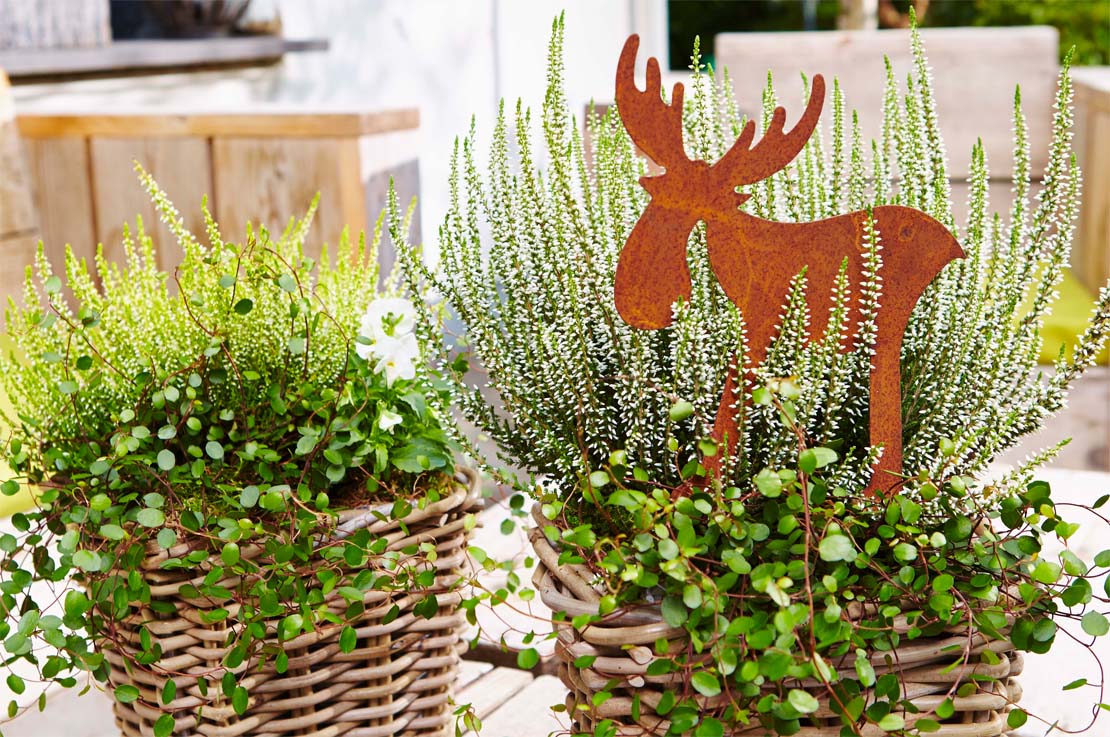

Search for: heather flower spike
xmin=613 ymin=34 xmax=965 ymax=496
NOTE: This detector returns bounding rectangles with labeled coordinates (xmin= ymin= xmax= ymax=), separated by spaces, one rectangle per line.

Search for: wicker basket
xmin=103 ymin=469 xmax=481 ymax=737
xmin=531 ymin=506 xmax=1022 ymax=737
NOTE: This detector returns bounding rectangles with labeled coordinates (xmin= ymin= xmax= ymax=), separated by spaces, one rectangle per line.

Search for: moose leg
xmin=865 ymin=334 xmax=906 ymax=497
xmin=703 ymin=355 xmax=743 ymax=486
xmin=703 ymin=333 xmax=768 ymax=488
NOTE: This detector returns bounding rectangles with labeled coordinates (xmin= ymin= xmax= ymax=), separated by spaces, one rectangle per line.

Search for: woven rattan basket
xmin=103 ymin=468 xmax=481 ymax=737
xmin=531 ymin=506 xmax=1022 ymax=737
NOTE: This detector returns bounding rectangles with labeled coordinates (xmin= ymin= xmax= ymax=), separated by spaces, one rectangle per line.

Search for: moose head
xmin=612 ymin=35 xmax=964 ymax=496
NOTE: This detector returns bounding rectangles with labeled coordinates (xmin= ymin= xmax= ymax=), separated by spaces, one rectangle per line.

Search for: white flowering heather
xmin=1 ymin=167 xmax=382 ymax=464
xmin=407 ymin=18 xmax=1110 ymax=505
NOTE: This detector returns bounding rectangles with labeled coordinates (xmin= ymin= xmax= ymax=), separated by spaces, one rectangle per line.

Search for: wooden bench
xmin=1073 ymin=67 xmax=1110 ymax=295
xmin=8 ymin=107 xmax=420 ymax=297
xmin=714 ymin=26 xmax=1060 ymax=225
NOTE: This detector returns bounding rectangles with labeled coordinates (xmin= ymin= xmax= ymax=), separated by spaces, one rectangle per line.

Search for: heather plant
xmin=412 ymin=20 xmax=1109 ymax=506
xmin=403 ymin=15 xmax=1110 ymax=737
xmin=0 ymin=172 xmax=461 ymax=731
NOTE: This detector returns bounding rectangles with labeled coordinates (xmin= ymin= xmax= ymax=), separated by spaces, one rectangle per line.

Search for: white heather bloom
xmin=378 ymin=407 xmax=403 ymax=433
xmin=360 ymin=297 xmax=416 ymax=342
xmin=372 ymin=333 xmax=419 ymax=386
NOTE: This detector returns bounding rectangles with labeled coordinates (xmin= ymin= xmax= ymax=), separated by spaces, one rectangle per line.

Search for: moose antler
xmin=712 ymin=75 xmax=825 ymax=185
xmin=615 ymin=35 xmax=689 ymax=171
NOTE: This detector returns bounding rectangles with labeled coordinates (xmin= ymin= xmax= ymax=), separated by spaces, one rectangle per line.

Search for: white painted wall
xmin=13 ymin=0 xmax=669 ymax=255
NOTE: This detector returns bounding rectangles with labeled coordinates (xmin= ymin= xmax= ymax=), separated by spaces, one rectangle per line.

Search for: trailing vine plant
xmin=0 ymin=170 xmax=476 ymax=733
xmin=402 ymin=14 xmax=1110 ymax=737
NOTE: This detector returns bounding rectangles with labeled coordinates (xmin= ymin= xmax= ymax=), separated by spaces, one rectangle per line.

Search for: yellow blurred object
xmin=1040 ymin=269 xmax=1110 ymax=366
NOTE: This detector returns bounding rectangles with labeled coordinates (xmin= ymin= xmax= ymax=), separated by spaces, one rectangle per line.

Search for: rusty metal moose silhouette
xmin=612 ymin=35 xmax=964 ymax=496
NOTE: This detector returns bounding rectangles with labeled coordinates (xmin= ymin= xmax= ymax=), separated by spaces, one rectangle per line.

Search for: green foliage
xmin=412 ymin=16 xmax=1110 ymax=510
xmin=925 ymin=0 xmax=1110 ymax=66
xmin=408 ymin=15 xmax=1110 ymax=737
xmin=0 ymin=171 xmax=456 ymax=718
xmin=537 ymin=380 xmax=1110 ymax=735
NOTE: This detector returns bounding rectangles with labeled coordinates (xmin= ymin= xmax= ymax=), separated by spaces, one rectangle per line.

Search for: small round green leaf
xmin=691 ymin=671 xmax=721 ymax=697
xmin=818 ymin=534 xmax=856 ymax=563
xmin=136 ymin=508 xmax=165 ymax=528
xmin=221 ymin=543 xmax=240 ymax=567
xmin=114 ymin=684 xmax=140 ymax=704
xmin=99 ymin=524 xmax=126 ymax=541
xmin=157 ymin=449 xmax=176 ymax=471
xmin=787 ymin=689 xmax=819 ymax=714
xmin=516 ymin=647 xmax=540 ymax=670
xmin=799 ymin=447 xmax=837 ymax=474
xmin=668 ymin=400 xmax=694 ymax=422
xmin=232 ymin=686 xmax=248 ymax=715
xmin=157 ymin=528 xmax=177 ymax=549
xmin=932 ymin=574 xmax=954 ymax=592
xmin=154 ymin=714 xmax=175 ymax=737
xmin=1082 ymin=611 xmax=1109 ymax=637
xmin=339 ymin=626 xmax=357 ymax=654
xmin=695 ymin=718 xmax=724 ymax=737
xmin=877 ymin=714 xmax=905 ymax=731
xmin=72 ymin=550 xmax=100 ymax=572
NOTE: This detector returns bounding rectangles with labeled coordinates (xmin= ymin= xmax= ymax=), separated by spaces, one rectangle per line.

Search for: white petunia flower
xmin=371 ymin=333 xmax=419 ymax=386
xmin=360 ymin=297 xmax=416 ymax=342
xmin=378 ymin=408 xmax=403 ymax=433
xmin=354 ymin=337 xmax=375 ymax=361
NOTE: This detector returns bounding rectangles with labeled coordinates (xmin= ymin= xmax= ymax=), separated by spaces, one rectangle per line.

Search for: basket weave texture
xmin=105 ymin=469 xmax=480 ymax=737
xmin=531 ymin=506 xmax=1022 ymax=737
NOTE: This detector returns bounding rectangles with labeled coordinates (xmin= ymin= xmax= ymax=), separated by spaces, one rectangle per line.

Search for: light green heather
xmin=1 ymin=167 xmax=384 ymax=459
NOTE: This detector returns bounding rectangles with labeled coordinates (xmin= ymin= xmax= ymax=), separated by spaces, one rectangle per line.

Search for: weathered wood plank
xmin=455 ymin=666 xmax=534 ymax=721
xmin=2 ymin=37 xmax=327 ymax=79
xmin=715 ymin=26 xmax=1059 ymax=178
xmin=89 ymin=136 xmax=212 ymax=269
xmin=0 ymin=682 xmax=116 ymax=737
xmin=0 ymin=234 xmax=39 ymax=303
xmin=0 ymin=0 xmax=110 ymax=51
xmin=456 ymin=659 xmax=494 ymax=690
xmin=212 ymin=137 xmax=366 ymax=257
xmin=18 ymin=109 xmax=418 ymax=139
xmin=0 ymin=71 xmax=37 ymax=239
xmin=22 ymin=137 xmax=92 ymax=268
xmin=463 ymin=674 xmax=567 ymax=737
xmin=1073 ymin=68 xmax=1110 ymax=295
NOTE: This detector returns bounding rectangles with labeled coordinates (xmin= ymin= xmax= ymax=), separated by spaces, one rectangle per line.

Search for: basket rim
xmin=135 ymin=466 xmax=481 ymax=567
xmin=529 ymin=502 xmax=1015 ymax=637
